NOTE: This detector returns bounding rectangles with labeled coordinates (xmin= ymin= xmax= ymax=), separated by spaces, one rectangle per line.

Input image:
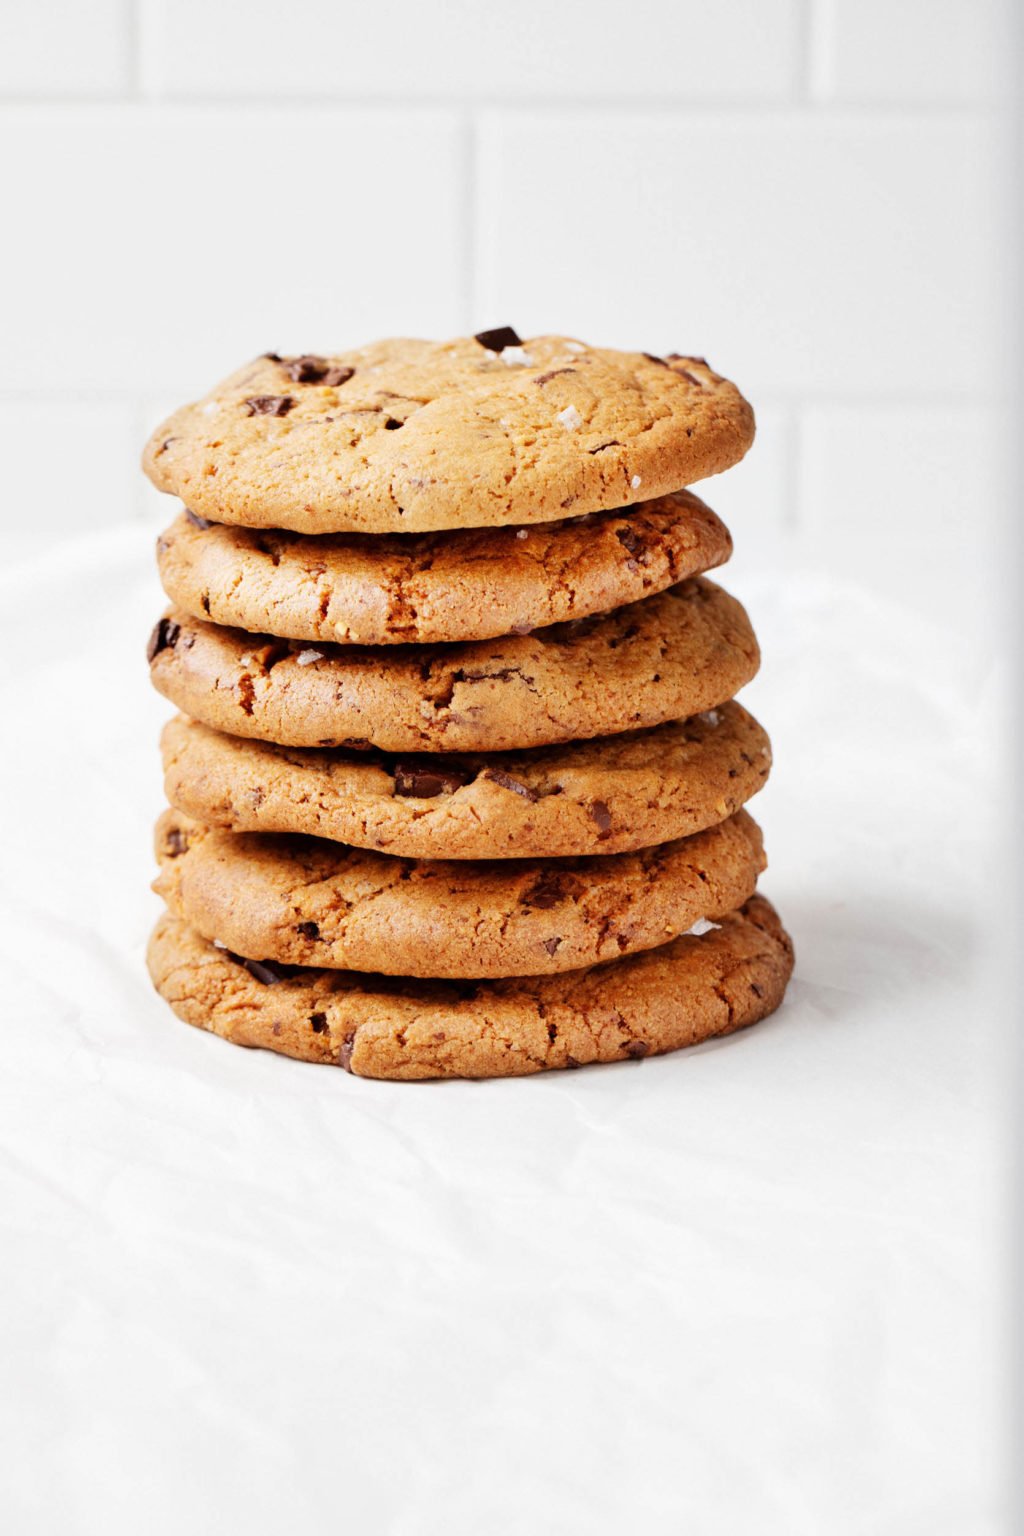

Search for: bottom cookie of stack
xmin=147 ymin=896 xmax=794 ymax=1081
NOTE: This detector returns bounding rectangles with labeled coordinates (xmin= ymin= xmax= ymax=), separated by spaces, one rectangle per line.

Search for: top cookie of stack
xmin=144 ymin=326 xmax=754 ymax=536
xmin=143 ymin=329 xmax=792 ymax=1080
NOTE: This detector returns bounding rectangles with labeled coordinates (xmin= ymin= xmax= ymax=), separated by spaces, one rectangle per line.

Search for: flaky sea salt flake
xmin=686 ymin=917 xmax=721 ymax=937
xmin=556 ymin=405 xmax=582 ymax=431
xmin=296 ymin=649 xmax=325 ymax=666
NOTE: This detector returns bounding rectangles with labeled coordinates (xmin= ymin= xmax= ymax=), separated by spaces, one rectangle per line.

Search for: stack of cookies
xmin=143 ymin=330 xmax=793 ymax=1080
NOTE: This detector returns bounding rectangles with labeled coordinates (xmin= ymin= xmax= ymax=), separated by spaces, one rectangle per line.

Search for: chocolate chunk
xmin=587 ymin=440 xmax=622 ymax=454
xmin=244 ymin=395 xmax=295 ymax=417
xmin=589 ymin=800 xmax=612 ymax=837
xmin=542 ymin=936 xmax=562 ymax=956
xmin=146 ymin=616 xmax=180 ymax=662
xmin=521 ymin=873 xmax=565 ymax=910
xmin=534 ymin=368 xmax=576 ymax=386
xmin=262 ymin=351 xmax=282 ymax=362
xmin=642 ymin=352 xmax=670 ymax=367
xmin=393 ymin=761 xmax=474 ymax=798
xmin=338 ymin=1031 xmax=357 ymax=1071
xmin=624 ymin=1040 xmax=649 ymax=1059
xmin=474 ymin=325 xmax=523 ymax=352
xmin=231 ymin=955 xmax=293 ymax=986
xmin=165 ymin=828 xmax=188 ymax=857
xmin=185 ymin=508 xmax=212 ymax=530
xmin=565 ymin=1055 xmax=581 ymax=1070
xmin=282 ymin=355 xmax=355 ymax=387
xmin=383 ymin=417 xmax=402 ymax=430
xmin=481 ymin=769 xmax=539 ymax=803
xmin=310 ymin=1012 xmax=328 ymax=1034
xmin=615 ymin=526 xmax=646 ymax=560
xmin=282 ymin=355 xmax=327 ymax=383
xmin=297 ymin=921 xmax=321 ymax=941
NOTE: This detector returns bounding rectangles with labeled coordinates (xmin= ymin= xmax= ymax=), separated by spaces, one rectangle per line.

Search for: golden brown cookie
xmin=155 ymin=490 xmax=732 ymax=646
xmin=146 ymin=896 xmax=793 ymax=1079
xmin=142 ymin=335 xmax=754 ymax=535
xmin=146 ymin=577 xmax=759 ymax=754
xmin=160 ymin=704 xmax=771 ymax=860
xmin=153 ymin=808 xmax=766 ymax=979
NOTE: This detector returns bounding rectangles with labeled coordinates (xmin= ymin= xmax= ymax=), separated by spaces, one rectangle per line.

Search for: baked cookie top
xmin=142 ymin=333 xmax=754 ymax=535
xmin=155 ymin=489 xmax=732 ymax=646
xmin=153 ymin=808 xmax=765 ymax=980
xmin=160 ymin=704 xmax=771 ymax=860
xmin=146 ymin=576 xmax=759 ymax=754
xmin=147 ymin=897 xmax=793 ymax=1078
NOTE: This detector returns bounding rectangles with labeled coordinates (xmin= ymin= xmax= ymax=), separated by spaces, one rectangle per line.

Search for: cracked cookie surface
xmin=147 ymin=576 xmax=759 ymax=753
xmin=155 ymin=489 xmax=732 ymax=646
xmin=146 ymin=895 xmax=793 ymax=1078
xmin=161 ymin=703 xmax=771 ymax=860
xmin=142 ymin=336 xmax=754 ymax=535
xmin=153 ymin=807 xmax=766 ymax=979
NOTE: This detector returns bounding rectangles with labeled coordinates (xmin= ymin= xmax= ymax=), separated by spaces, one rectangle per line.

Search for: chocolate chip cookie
xmin=153 ymin=807 xmax=766 ymax=979
xmin=160 ymin=703 xmax=770 ymax=859
xmin=147 ymin=895 xmax=793 ymax=1078
xmin=147 ymin=577 xmax=759 ymax=753
xmin=155 ymin=489 xmax=731 ymax=645
xmin=143 ymin=335 xmax=755 ymax=535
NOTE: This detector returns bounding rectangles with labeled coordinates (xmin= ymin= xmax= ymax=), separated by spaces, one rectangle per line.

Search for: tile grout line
xmin=0 ymin=93 xmax=996 ymax=116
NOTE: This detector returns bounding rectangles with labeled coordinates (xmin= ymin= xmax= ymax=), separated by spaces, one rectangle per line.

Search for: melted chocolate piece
xmin=589 ymin=800 xmax=612 ymax=837
xmin=534 ymin=368 xmax=576 ymax=386
xmin=230 ymin=954 xmax=295 ymax=986
xmin=624 ymin=1040 xmax=650 ymax=1059
xmin=474 ymin=325 xmax=523 ymax=352
xmin=542 ymin=936 xmax=562 ymax=956
xmin=310 ymin=1012 xmax=328 ymax=1033
xmin=244 ymin=395 xmax=295 ymax=417
xmin=185 ymin=508 xmax=212 ymax=530
xmin=393 ymin=761 xmax=474 ymax=798
xmin=146 ymin=616 xmax=180 ymax=662
xmin=297 ymin=921 xmax=321 ymax=941
xmin=282 ymin=355 xmax=355 ymax=387
xmin=615 ymin=526 xmax=646 ymax=560
xmin=338 ymin=1031 xmax=357 ymax=1071
xmin=521 ymin=873 xmax=566 ymax=910
xmin=482 ymin=769 xmax=539 ymax=803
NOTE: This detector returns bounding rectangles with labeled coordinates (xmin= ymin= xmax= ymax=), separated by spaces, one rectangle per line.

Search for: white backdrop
xmin=0 ymin=4 xmax=1013 ymax=1533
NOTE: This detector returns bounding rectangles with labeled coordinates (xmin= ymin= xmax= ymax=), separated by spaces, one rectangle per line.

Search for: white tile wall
xmin=810 ymin=0 xmax=1004 ymax=104
xmin=148 ymin=0 xmax=802 ymax=102
xmin=0 ymin=0 xmax=1009 ymax=627
xmin=0 ymin=1 xmax=132 ymax=97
